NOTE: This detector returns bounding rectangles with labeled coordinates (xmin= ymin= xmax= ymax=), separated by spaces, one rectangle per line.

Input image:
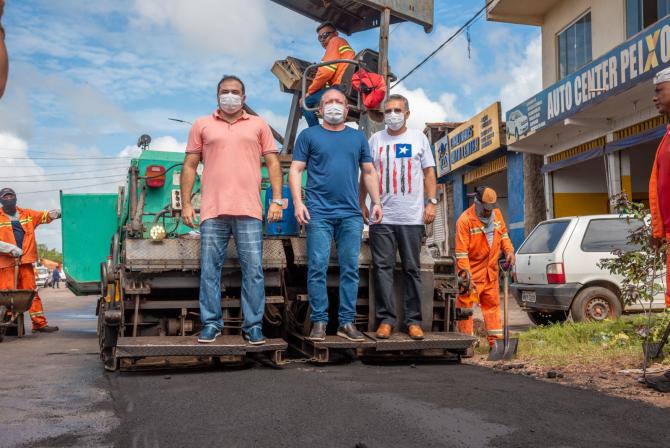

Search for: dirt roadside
xmin=465 ymin=343 xmax=670 ymax=409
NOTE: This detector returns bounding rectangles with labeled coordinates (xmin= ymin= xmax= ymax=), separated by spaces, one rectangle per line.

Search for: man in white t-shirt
xmin=359 ymin=94 xmax=437 ymax=340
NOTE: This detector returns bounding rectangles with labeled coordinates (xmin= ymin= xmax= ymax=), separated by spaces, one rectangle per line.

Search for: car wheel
xmin=527 ymin=310 xmax=568 ymax=326
xmin=570 ymin=287 xmax=622 ymax=322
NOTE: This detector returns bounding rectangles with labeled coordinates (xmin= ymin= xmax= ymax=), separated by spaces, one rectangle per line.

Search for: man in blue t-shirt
xmin=289 ymin=88 xmax=383 ymax=342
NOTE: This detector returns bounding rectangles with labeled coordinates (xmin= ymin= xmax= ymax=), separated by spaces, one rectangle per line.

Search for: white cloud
xmin=0 ymin=132 xmax=128 ymax=250
xmin=118 ymin=135 xmax=186 ymax=158
xmin=499 ymin=36 xmax=542 ymax=114
xmin=393 ymin=85 xmax=466 ymax=129
xmin=131 ymin=0 xmax=274 ymax=60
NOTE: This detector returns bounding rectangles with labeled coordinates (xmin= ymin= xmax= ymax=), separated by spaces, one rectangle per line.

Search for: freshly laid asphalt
xmin=1 ymin=289 xmax=668 ymax=448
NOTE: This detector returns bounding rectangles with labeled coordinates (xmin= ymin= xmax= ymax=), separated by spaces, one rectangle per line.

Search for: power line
xmin=0 ymin=155 xmax=131 ymax=160
xmin=4 ymin=173 xmax=130 ymax=183
xmin=0 ymin=166 xmax=129 ymax=179
xmin=17 ymin=179 xmax=126 ymax=195
xmin=391 ymin=0 xmax=495 ymax=88
xmin=3 ymin=163 xmax=129 ymax=168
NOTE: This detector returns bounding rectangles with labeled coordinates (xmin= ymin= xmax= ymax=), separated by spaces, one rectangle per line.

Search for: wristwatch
xmin=271 ymin=199 xmax=283 ymax=207
xmin=427 ymin=197 xmax=438 ymax=205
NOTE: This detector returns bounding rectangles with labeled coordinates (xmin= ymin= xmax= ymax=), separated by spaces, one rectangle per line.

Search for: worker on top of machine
xmin=359 ymin=94 xmax=438 ymax=341
xmin=301 ymin=21 xmax=355 ymax=128
xmin=0 ymin=188 xmax=60 ymax=333
xmin=455 ymin=186 xmax=515 ymax=347
xmin=181 ymin=75 xmax=284 ymax=345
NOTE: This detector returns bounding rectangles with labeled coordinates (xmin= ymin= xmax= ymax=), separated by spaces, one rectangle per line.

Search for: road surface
xmin=0 ymin=288 xmax=668 ymax=448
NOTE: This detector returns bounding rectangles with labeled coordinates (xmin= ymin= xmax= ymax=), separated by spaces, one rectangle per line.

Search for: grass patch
xmin=515 ymin=312 xmax=670 ymax=367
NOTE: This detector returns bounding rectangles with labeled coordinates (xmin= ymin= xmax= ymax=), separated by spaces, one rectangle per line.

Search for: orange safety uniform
xmin=306 ymin=35 xmax=355 ymax=96
xmin=0 ymin=207 xmax=53 ymax=329
xmin=455 ymin=206 xmax=514 ymax=346
xmin=648 ymin=125 xmax=670 ymax=308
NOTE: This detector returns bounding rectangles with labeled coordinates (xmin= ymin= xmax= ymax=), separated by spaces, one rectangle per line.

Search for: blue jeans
xmin=199 ymin=216 xmax=265 ymax=333
xmin=302 ymin=86 xmax=341 ymax=127
xmin=306 ymin=216 xmax=363 ymax=325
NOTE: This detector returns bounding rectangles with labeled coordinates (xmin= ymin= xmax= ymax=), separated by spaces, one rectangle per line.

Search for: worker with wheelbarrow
xmin=0 ymin=188 xmax=60 ymax=333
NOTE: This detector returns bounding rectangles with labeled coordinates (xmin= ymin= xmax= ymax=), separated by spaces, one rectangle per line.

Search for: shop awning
xmin=540 ymin=145 xmax=604 ymax=174
xmin=604 ymin=124 xmax=666 ymax=154
xmin=505 ymin=14 xmax=670 ymax=157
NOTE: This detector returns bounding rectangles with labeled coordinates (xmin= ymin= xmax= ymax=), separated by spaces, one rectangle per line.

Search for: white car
xmin=507 ymin=109 xmax=529 ymax=140
xmin=511 ymin=215 xmax=666 ymax=325
xmin=35 ymin=266 xmax=49 ymax=288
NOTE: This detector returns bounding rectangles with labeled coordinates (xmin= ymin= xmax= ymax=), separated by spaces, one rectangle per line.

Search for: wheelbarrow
xmin=0 ymin=259 xmax=35 ymax=342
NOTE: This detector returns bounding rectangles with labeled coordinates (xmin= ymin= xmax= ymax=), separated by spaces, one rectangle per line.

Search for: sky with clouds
xmin=0 ymin=0 xmax=541 ymax=250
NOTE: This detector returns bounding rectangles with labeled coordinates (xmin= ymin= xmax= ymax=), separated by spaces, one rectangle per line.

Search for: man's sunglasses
xmin=318 ymin=31 xmax=333 ymax=41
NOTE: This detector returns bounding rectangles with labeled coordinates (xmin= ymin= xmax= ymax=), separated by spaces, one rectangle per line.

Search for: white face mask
xmin=322 ymin=103 xmax=345 ymax=125
xmin=384 ymin=111 xmax=406 ymax=131
xmin=218 ymin=93 xmax=243 ymax=114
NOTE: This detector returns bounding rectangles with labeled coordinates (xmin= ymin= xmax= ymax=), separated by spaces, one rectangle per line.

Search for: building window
xmin=627 ymin=0 xmax=670 ymax=37
xmin=557 ymin=12 xmax=592 ymax=80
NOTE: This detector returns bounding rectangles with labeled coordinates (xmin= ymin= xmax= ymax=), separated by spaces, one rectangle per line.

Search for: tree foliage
xmin=37 ymin=244 xmax=62 ymax=264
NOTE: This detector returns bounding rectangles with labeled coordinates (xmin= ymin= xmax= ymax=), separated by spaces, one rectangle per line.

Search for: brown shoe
xmin=408 ymin=324 xmax=424 ymax=340
xmin=376 ymin=323 xmax=392 ymax=339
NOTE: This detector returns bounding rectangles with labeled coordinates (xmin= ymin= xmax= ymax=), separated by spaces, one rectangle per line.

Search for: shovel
xmin=643 ymin=319 xmax=670 ymax=361
xmin=488 ymin=265 xmax=518 ymax=361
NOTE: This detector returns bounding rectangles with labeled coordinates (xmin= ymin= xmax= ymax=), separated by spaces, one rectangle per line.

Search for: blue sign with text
xmin=506 ymin=15 xmax=670 ymax=144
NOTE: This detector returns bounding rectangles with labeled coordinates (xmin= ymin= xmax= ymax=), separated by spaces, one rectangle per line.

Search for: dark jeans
xmin=369 ymin=224 xmax=424 ymax=327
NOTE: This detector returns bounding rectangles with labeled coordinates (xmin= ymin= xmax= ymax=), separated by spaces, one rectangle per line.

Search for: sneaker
xmin=197 ymin=325 xmax=221 ymax=343
xmin=307 ymin=321 xmax=326 ymax=341
xmin=245 ymin=327 xmax=266 ymax=345
xmin=32 ymin=325 xmax=59 ymax=333
xmin=337 ymin=323 xmax=365 ymax=342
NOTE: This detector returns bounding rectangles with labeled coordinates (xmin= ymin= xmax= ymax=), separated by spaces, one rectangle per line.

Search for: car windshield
xmin=37 ymin=268 xmax=47 ymax=275
xmin=518 ymin=220 xmax=571 ymax=254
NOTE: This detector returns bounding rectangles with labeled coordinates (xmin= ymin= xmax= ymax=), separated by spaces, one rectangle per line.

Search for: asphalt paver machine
xmin=60 ymin=0 xmax=476 ymax=371
xmin=270 ymin=0 xmax=477 ymax=361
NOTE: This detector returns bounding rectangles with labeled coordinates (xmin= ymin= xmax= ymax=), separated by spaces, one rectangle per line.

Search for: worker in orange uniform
xmin=302 ymin=21 xmax=355 ymax=127
xmin=0 ymin=188 xmax=60 ymax=333
xmin=455 ymin=186 xmax=515 ymax=347
xmin=649 ymin=67 xmax=670 ymax=310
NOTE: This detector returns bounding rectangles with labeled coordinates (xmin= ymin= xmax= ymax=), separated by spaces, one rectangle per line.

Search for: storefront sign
xmin=435 ymin=134 xmax=450 ymax=178
xmin=507 ymin=15 xmax=670 ymax=145
xmin=436 ymin=102 xmax=502 ymax=177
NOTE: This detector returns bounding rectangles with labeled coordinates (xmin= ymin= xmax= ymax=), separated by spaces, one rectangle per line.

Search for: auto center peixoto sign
xmin=506 ymin=15 xmax=670 ymax=145
xmin=435 ymin=102 xmax=502 ymax=178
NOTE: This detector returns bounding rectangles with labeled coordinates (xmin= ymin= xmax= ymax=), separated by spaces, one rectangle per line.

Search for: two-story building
xmin=489 ymin=0 xmax=670 ymax=218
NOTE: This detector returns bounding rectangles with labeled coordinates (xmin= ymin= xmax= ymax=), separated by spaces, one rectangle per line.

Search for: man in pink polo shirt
xmin=180 ymin=75 xmax=283 ymax=345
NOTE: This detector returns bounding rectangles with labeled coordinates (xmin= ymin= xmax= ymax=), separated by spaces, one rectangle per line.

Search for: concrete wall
xmin=551 ymin=156 xmax=609 ymax=217
xmin=542 ymin=0 xmax=626 ymax=87
xmin=629 ymin=140 xmax=659 ymax=200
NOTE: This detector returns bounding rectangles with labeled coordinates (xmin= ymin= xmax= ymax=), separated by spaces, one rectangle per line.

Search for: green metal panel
xmin=135 ymin=150 xmax=194 ymax=236
xmin=60 ymin=192 xmax=118 ymax=292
